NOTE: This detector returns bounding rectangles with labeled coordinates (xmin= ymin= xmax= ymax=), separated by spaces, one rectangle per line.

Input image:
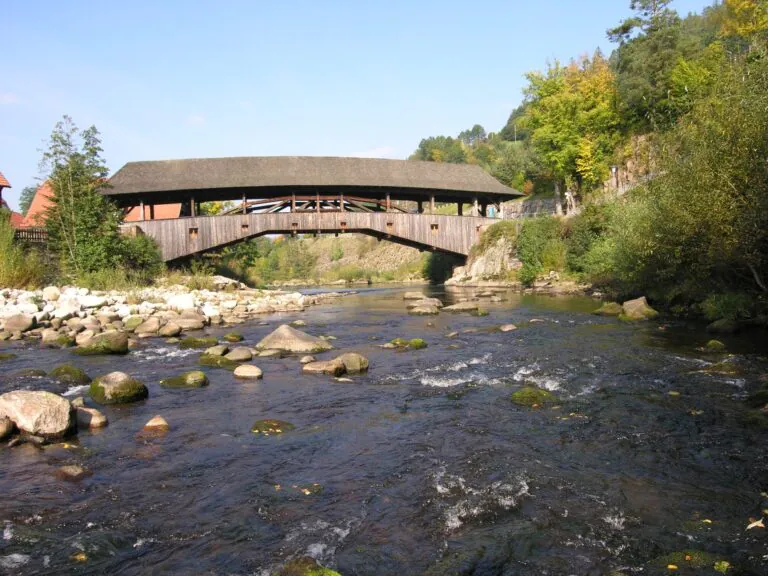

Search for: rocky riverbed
xmin=0 ymin=286 xmax=766 ymax=575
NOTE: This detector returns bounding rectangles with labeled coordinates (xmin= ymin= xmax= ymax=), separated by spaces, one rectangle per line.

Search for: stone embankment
xmin=0 ymin=280 xmax=347 ymax=343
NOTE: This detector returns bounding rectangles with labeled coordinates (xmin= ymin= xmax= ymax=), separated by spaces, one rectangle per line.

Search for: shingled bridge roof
xmin=104 ymin=156 xmax=521 ymax=204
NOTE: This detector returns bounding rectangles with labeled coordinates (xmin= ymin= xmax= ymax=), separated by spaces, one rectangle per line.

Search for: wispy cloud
xmin=0 ymin=93 xmax=19 ymax=105
xmin=185 ymin=113 xmax=206 ymax=126
xmin=350 ymin=146 xmax=396 ymax=158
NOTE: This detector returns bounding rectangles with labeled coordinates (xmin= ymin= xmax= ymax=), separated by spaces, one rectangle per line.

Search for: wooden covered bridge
xmin=104 ymin=156 xmax=521 ymax=262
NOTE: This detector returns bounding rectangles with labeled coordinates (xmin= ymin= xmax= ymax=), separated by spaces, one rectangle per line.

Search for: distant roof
xmin=23 ymin=181 xmax=55 ymax=228
xmin=0 ymin=171 xmax=10 ymax=189
xmin=105 ymin=156 xmax=521 ymax=203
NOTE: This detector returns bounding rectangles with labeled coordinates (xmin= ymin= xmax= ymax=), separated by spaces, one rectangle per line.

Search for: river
xmin=0 ymin=287 xmax=766 ymax=575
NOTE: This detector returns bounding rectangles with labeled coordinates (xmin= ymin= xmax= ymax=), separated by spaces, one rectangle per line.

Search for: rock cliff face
xmin=446 ymin=236 xmax=520 ymax=285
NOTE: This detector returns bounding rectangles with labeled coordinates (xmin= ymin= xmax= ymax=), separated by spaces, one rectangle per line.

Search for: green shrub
xmin=564 ymin=203 xmax=614 ymax=274
xmin=120 ymin=234 xmax=164 ymax=280
xmin=701 ymin=292 xmax=754 ymax=321
xmin=0 ymin=211 xmax=45 ymax=288
xmin=330 ymin=240 xmax=344 ymax=261
xmin=516 ymin=216 xmax=564 ymax=284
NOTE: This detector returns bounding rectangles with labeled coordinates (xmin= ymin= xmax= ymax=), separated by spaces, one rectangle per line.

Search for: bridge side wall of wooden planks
xmin=127 ymin=212 xmax=497 ymax=261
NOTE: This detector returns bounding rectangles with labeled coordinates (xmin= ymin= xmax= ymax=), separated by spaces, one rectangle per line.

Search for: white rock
xmin=166 ymin=294 xmax=196 ymax=311
xmin=43 ymin=286 xmax=61 ymax=302
xmin=234 ymin=365 xmax=263 ymax=379
xmin=0 ymin=391 xmax=74 ymax=437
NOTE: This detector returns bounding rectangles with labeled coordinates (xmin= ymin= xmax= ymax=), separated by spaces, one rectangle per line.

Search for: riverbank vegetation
xmin=416 ymin=0 xmax=768 ymax=323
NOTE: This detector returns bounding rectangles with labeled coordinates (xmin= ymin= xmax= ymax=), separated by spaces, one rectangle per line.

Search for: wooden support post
xmin=481 ymin=202 xmax=487 ymax=217
xmin=139 ymin=200 xmax=145 ymax=221
xmin=149 ymin=204 xmax=155 ymax=220
xmin=316 ymin=191 xmax=320 ymax=213
xmin=473 ymin=196 xmax=479 ymax=217
xmin=291 ymin=192 xmax=296 ymax=212
xmin=242 ymin=193 xmax=247 ymax=215
xmin=429 ymin=194 xmax=435 ymax=215
xmin=385 ymin=192 xmax=391 ymax=212
xmin=340 ymin=192 xmax=344 ymax=212
xmin=417 ymin=201 xmax=423 ymax=214
xmin=458 ymin=202 xmax=463 ymax=216
xmin=190 ymin=197 xmax=196 ymax=218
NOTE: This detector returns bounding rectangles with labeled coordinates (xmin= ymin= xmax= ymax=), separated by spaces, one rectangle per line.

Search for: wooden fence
xmin=14 ymin=227 xmax=48 ymax=244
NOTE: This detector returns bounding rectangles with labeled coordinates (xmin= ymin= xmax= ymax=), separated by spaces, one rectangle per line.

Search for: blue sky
xmin=1 ymin=0 xmax=715 ymax=209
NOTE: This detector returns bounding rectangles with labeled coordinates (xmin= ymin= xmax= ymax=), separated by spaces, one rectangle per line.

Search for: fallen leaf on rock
xmin=746 ymin=517 xmax=764 ymax=530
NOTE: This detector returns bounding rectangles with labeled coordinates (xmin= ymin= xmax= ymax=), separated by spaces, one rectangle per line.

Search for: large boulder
xmin=204 ymin=344 xmax=229 ymax=356
xmin=134 ymin=317 xmax=162 ymax=335
xmin=225 ymin=347 xmax=253 ymax=362
xmin=0 ymin=391 xmax=75 ymax=437
xmin=255 ymin=324 xmax=333 ymax=353
xmin=337 ymin=353 xmax=369 ymax=374
xmin=302 ymin=357 xmax=347 ymax=376
xmin=89 ymin=372 xmax=148 ymax=404
xmin=74 ymin=330 xmax=129 ymax=355
xmin=234 ymin=364 xmax=263 ymax=379
xmin=443 ymin=301 xmax=480 ymax=313
xmin=3 ymin=314 xmax=36 ymax=333
xmin=620 ymin=297 xmax=659 ymax=321
xmin=158 ymin=322 xmax=182 ymax=337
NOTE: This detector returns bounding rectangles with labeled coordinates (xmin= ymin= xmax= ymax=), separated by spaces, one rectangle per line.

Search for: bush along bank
xmin=449 ymin=202 xmax=767 ymax=332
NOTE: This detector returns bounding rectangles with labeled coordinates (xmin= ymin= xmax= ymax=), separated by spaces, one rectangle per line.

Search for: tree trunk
xmin=553 ymin=180 xmax=564 ymax=216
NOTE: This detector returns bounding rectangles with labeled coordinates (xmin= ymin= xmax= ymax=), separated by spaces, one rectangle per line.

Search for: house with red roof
xmin=22 ymin=181 xmax=181 ymax=228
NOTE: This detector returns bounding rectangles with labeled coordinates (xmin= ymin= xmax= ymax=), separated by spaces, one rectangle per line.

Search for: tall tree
xmin=523 ymin=51 xmax=622 ymax=204
xmin=41 ymin=116 xmax=123 ymax=276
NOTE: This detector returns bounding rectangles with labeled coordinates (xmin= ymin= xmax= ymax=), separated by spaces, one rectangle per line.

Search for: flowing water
xmin=0 ymin=287 xmax=767 ymax=575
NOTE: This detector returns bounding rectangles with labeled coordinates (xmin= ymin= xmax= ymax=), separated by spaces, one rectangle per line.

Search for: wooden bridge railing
xmin=14 ymin=227 xmax=48 ymax=244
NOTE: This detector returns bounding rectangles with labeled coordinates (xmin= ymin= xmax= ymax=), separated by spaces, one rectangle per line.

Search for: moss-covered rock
xmin=702 ymin=360 xmax=743 ymax=376
xmin=511 ymin=386 xmax=558 ymax=407
xmin=705 ymin=339 xmax=726 ymax=352
xmin=593 ymin=301 xmax=623 ymax=316
xmin=50 ymin=364 xmax=91 ymax=385
xmin=390 ymin=338 xmax=409 ymax=347
xmin=223 ymin=332 xmax=244 ymax=343
xmin=472 ymin=308 xmax=489 ymax=317
xmin=251 ymin=419 xmax=296 ymax=436
xmin=180 ymin=336 xmax=219 ymax=350
xmin=619 ymin=296 xmax=659 ymax=321
xmin=89 ymin=372 xmax=148 ymax=405
xmin=0 ymin=352 xmax=19 ymax=362
xmin=15 ymin=368 xmax=47 ymax=377
xmin=648 ymin=549 xmax=720 ymax=570
xmin=160 ymin=370 xmax=209 ymax=388
xmin=199 ymin=353 xmax=239 ymax=371
xmin=277 ymin=557 xmax=340 ymax=576
xmin=123 ymin=316 xmax=144 ymax=332
xmin=408 ymin=338 xmax=428 ymax=350
xmin=73 ymin=331 xmax=129 ymax=356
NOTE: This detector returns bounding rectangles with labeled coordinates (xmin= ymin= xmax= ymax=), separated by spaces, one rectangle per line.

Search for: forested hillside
xmin=414 ymin=0 xmax=768 ymax=326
